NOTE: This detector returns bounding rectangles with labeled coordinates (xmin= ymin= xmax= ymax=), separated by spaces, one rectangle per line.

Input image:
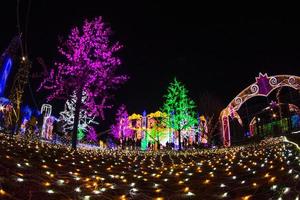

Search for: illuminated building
xmin=117 ymin=111 xmax=207 ymax=150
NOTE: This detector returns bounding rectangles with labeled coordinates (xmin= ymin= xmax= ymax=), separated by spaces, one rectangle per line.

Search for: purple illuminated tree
xmin=38 ymin=17 xmax=128 ymax=149
xmin=87 ymin=127 xmax=98 ymax=143
xmin=111 ymin=104 xmax=133 ymax=140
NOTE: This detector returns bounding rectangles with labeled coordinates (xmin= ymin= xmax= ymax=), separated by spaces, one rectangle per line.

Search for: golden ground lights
xmin=0 ymin=133 xmax=299 ymax=199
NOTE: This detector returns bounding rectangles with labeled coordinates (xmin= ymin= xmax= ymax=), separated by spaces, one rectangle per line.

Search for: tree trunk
xmin=178 ymin=129 xmax=182 ymax=150
xmin=72 ymin=89 xmax=83 ymax=149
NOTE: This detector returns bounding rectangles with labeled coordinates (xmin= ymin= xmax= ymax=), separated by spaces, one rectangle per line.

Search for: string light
xmin=283 ymin=187 xmax=290 ymax=194
xmin=0 ymin=189 xmax=6 ymax=195
xmin=47 ymin=189 xmax=54 ymax=194
xmin=184 ymin=187 xmax=189 ymax=192
xmin=271 ymin=185 xmax=277 ymax=190
xmin=75 ymin=187 xmax=81 ymax=192
xmin=83 ymin=195 xmax=91 ymax=200
xmin=17 ymin=178 xmax=24 ymax=182
xmin=186 ymin=192 xmax=195 ymax=196
xmin=0 ymin=134 xmax=298 ymax=199
xmin=242 ymin=195 xmax=252 ymax=200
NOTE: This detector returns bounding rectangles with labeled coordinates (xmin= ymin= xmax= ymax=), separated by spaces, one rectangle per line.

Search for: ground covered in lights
xmin=0 ymin=134 xmax=300 ymax=200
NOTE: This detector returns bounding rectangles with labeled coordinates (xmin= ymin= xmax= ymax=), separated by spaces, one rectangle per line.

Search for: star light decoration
xmin=0 ymin=133 xmax=300 ymax=199
xmin=59 ymin=91 xmax=98 ymax=140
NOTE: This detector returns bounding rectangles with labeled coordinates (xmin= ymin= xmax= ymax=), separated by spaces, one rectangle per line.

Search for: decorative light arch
xmin=220 ymin=73 xmax=300 ymax=147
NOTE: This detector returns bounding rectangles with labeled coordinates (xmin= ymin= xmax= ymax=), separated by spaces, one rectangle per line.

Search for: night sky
xmin=1 ymin=1 xmax=300 ymax=130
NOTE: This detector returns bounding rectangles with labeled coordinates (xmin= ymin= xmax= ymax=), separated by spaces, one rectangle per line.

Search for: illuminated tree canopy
xmin=162 ymin=78 xmax=197 ymax=150
xmin=38 ymin=17 xmax=128 ymax=148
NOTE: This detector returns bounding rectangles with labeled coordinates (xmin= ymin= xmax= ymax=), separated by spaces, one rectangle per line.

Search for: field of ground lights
xmin=0 ymin=133 xmax=300 ymax=200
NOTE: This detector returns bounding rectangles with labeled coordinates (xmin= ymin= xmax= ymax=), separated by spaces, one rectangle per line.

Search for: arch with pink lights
xmin=220 ymin=73 xmax=300 ymax=147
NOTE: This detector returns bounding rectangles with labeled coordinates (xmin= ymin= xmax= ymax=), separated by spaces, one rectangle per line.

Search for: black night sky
xmin=1 ymin=1 xmax=300 ymax=130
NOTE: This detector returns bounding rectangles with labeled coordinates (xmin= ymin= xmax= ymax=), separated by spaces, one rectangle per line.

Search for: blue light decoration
xmin=244 ymin=131 xmax=251 ymax=138
xmin=21 ymin=105 xmax=33 ymax=124
xmin=291 ymin=114 xmax=300 ymax=129
xmin=0 ymin=57 xmax=13 ymax=97
xmin=19 ymin=105 xmax=33 ymax=135
xmin=0 ymin=97 xmax=11 ymax=105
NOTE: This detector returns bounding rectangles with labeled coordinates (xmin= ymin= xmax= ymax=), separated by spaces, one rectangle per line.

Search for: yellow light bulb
xmin=0 ymin=189 xmax=6 ymax=195
xmin=184 ymin=187 xmax=189 ymax=192
xmin=44 ymin=182 xmax=51 ymax=187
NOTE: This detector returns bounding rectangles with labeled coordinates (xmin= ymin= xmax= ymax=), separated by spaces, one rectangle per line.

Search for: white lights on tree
xmin=59 ymin=91 xmax=98 ymax=140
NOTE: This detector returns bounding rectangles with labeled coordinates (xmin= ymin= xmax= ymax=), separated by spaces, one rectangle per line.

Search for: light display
xmin=162 ymin=78 xmax=197 ymax=150
xmin=199 ymin=115 xmax=208 ymax=143
xmin=220 ymin=73 xmax=300 ymax=147
xmin=248 ymin=102 xmax=300 ymax=137
xmin=146 ymin=111 xmax=168 ymax=150
xmin=59 ymin=91 xmax=98 ymax=141
xmin=111 ymin=104 xmax=133 ymax=140
xmin=19 ymin=105 xmax=33 ymax=135
xmin=0 ymin=57 xmax=12 ymax=96
xmin=112 ymin=110 xmax=210 ymax=150
xmin=140 ymin=110 xmax=148 ymax=150
xmin=86 ymin=127 xmax=97 ymax=143
xmin=41 ymin=104 xmax=52 ymax=139
xmin=0 ymin=35 xmax=24 ymax=132
xmin=0 ymin=133 xmax=299 ymax=199
xmin=77 ymin=128 xmax=85 ymax=141
xmin=44 ymin=116 xmax=55 ymax=140
xmin=21 ymin=105 xmax=32 ymax=124
xmin=38 ymin=16 xmax=128 ymax=149
xmin=0 ymin=98 xmax=15 ymax=133
xmin=128 ymin=113 xmax=143 ymax=141
xmin=291 ymin=114 xmax=300 ymax=129
xmin=0 ymin=35 xmax=21 ymax=97
xmin=9 ymin=55 xmax=32 ymax=132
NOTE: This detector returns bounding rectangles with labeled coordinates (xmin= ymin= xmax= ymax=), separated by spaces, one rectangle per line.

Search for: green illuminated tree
xmin=162 ymin=78 xmax=197 ymax=150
